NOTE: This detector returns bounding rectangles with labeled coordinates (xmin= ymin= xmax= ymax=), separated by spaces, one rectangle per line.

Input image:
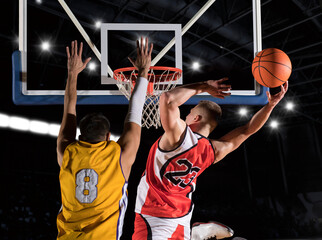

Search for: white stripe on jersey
xmin=135 ymin=174 xmax=149 ymax=213
xmin=153 ymin=127 xmax=200 ymax=181
xmin=117 ymin=182 xmax=128 ymax=240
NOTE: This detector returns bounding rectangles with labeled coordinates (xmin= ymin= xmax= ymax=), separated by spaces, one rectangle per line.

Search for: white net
xmin=114 ymin=67 xmax=181 ymax=128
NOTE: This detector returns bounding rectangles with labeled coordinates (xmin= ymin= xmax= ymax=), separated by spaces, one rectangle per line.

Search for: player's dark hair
xmin=197 ymin=100 xmax=222 ymax=130
xmin=79 ymin=113 xmax=110 ymax=143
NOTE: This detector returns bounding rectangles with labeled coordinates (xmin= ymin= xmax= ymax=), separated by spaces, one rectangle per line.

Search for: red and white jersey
xmin=135 ymin=126 xmax=215 ymax=218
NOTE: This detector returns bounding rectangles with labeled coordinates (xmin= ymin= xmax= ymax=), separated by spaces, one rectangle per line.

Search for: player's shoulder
xmin=193 ymin=130 xmax=214 ymax=149
xmin=109 ymin=140 xmax=120 ymax=148
xmin=63 ymin=140 xmax=78 ymax=151
xmin=193 ymin=131 xmax=209 ymax=141
xmin=67 ymin=140 xmax=120 ymax=152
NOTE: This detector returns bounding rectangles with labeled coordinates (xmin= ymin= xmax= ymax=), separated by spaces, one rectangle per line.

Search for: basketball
xmin=252 ymin=48 xmax=292 ymax=88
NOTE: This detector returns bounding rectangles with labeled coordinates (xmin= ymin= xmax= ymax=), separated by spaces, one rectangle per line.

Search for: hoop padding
xmin=114 ymin=66 xmax=182 ymax=129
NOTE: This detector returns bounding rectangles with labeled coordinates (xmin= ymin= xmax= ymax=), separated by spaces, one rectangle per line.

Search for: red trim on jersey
xmin=170 ymin=224 xmax=184 ymax=239
xmin=132 ymin=214 xmax=152 ymax=240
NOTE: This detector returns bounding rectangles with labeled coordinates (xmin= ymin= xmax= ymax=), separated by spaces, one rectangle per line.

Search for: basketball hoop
xmin=114 ymin=66 xmax=182 ymax=129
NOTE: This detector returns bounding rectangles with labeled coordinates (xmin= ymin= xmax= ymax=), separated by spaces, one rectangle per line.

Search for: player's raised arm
xmin=57 ymin=41 xmax=91 ymax=167
xmin=117 ymin=37 xmax=153 ymax=180
xmin=159 ymin=78 xmax=231 ymax=146
xmin=212 ymin=82 xmax=288 ymax=163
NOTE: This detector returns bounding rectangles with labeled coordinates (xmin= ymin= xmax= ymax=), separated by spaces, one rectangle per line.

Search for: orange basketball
xmin=252 ymin=48 xmax=292 ymax=88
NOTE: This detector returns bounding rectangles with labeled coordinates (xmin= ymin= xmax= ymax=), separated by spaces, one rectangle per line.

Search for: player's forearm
xmin=125 ymin=77 xmax=149 ymax=126
xmin=125 ymin=42 xmax=150 ymax=125
xmin=162 ymin=81 xmax=207 ymax=107
xmin=64 ymin=72 xmax=78 ymax=114
xmin=244 ymin=103 xmax=275 ymax=135
xmin=58 ymin=72 xmax=78 ymax=145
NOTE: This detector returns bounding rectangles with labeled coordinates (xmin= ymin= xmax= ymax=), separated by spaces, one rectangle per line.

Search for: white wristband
xmin=125 ymin=77 xmax=149 ymax=126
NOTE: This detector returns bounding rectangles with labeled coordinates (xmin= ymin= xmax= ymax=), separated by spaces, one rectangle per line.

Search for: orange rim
xmin=113 ymin=66 xmax=182 ymax=82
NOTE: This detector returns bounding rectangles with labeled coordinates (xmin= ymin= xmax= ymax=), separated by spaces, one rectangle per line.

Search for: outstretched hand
xmin=267 ymin=81 xmax=288 ymax=106
xmin=128 ymin=37 xmax=153 ymax=78
xmin=66 ymin=40 xmax=91 ymax=75
xmin=205 ymin=78 xmax=232 ymax=99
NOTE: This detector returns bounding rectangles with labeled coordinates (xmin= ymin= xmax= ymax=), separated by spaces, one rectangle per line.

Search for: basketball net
xmin=114 ymin=66 xmax=182 ymax=128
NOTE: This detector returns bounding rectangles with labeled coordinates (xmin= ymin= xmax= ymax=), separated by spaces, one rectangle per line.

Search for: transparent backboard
xmin=14 ymin=0 xmax=268 ymax=105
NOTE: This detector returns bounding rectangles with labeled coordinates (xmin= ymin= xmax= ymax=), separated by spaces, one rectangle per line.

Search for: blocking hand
xmin=128 ymin=37 xmax=153 ymax=78
xmin=205 ymin=78 xmax=232 ymax=99
xmin=66 ymin=40 xmax=91 ymax=75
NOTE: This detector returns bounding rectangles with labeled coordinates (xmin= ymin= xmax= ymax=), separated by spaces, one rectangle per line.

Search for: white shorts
xmin=132 ymin=212 xmax=193 ymax=240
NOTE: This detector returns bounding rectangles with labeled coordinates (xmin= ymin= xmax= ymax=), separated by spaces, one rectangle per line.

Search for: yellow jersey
xmin=57 ymin=140 xmax=128 ymax=240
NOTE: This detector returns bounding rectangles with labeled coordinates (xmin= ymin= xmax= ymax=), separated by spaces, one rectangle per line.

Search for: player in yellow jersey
xmin=56 ymin=37 xmax=153 ymax=240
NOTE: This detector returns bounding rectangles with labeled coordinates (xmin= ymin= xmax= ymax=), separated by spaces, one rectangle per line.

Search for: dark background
xmin=1 ymin=0 xmax=322 ymax=239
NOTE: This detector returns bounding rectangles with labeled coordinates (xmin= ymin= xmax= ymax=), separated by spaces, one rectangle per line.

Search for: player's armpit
xmin=211 ymin=140 xmax=233 ymax=163
xmin=56 ymin=149 xmax=64 ymax=167
xmin=159 ymin=92 xmax=181 ymax=130
xmin=211 ymin=125 xmax=249 ymax=163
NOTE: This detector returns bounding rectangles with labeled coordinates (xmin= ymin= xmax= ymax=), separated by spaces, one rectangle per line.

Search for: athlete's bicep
xmin=119 ymin=150 xmax=136 ymax=181
xmin=57 ymin=113 xmax=77 ymax=167
xmin=159 ymin=92 xmax=186 ymax=143
xmin=118 ymin=122 xmax=141 ymax=180
xmin=118 ymin=122 xmax=141 ymax=149
xmin=160 ymin=92 xmax=180 ymax=130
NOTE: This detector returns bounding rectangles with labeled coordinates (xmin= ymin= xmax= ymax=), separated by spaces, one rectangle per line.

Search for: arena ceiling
xmin=1 ymin=0 xmax=322 ymax=127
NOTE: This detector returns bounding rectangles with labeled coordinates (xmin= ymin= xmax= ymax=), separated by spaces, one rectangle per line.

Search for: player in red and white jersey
xmin=133 ymin=79 xmax=288 ymax=240
xmin=135 ymin=126 xmax=215 ymax=219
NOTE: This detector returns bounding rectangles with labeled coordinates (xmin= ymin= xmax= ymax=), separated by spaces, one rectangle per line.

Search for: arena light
xmin=110 ymin=134 xmax=118 ymax=142
xmin=238 ymin=108 xmax=248 ymax=116
xmin=95 ymin=21 xmax=102 ymax=29
xmin=30 ymin=120 xmax=50 ymax=135
xmin=49 ymin=123 xmax=61 ymax=137
xmin=270 ymin=120 xmax=279 ymax=129
xmin=41 ymin=41 xmax=51 ymax=51
xmin=9 ymin=116 xmax=30 ymax=131
xmin=88 ymin=62 xmax=97 ymax=71
xmin=0 ymin=113 xmax=120 ymax=140
xmin=192 ymin=62 xmax=200 ymax=70
xmin=35 ymin=0 xmax=42 ymax=4
xmin=76 ymin=128 xmax=81 ymax=140
xmin=285 ymin=102 xmax=294 ymax=111
xmin=138 ymin=37 xmax=147 ymax=47
xmin=14 ymin=36 xmax=19 ymax=45
xmin=0 ymin=113 xmax=9 ymax=127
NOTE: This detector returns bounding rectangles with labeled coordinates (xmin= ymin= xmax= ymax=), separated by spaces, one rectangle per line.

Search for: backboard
xmin=14 ymin=0 xmax=268 ymax=105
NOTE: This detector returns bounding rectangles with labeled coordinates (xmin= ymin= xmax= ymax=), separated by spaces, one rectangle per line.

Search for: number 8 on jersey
xmin=76 ymin=169 xmax=98 ymax=204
